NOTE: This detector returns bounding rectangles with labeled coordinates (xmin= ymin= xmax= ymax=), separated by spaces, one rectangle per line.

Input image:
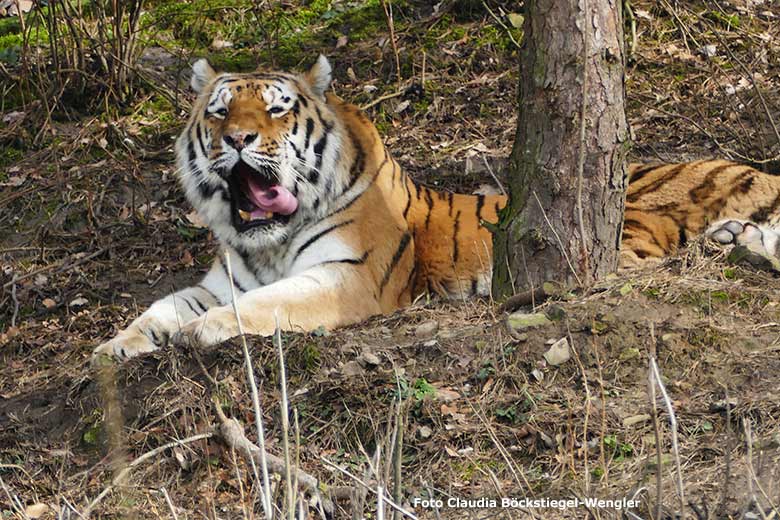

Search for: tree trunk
xmin=492 ymin=0 xmax=630 ymax=299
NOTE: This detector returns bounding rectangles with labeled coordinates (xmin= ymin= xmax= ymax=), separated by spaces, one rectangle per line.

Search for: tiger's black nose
xmin=224 ymin=132 xmax=258 ymax=151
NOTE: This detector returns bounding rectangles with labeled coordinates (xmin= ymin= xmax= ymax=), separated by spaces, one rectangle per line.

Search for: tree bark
xmin=492 ymin=0 xmax=630 ymax=299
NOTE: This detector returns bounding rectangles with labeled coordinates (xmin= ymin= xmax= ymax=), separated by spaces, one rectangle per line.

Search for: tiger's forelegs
xmin=92 ymin=260 xmax=229 ymax=361
xmin=174 ymin=264 xmax=382 ymax=349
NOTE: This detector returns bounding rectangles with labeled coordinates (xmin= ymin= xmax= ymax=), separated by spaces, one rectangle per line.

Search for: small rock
xmin=423 ymin=339 xmax=437 ymax=347
xmin=700 ymin=44 xmax=717 ymax=58
xmin=538 ymin=431 xmax=554 ymax=449
xmin=543 ymin=338 xmax=570 ymax=366
xmin=359 ymin=351 xmax=381 ymax=366
xmin=513 ymin=332 xmax=528 ymax=342
xmin=70 ymin=296 xmax=88 ymax=307
xmin=507 ymin=312 xmax=551 ymax=332
xmin=623 ymin=414 xmax=651 ymax=427
xmin=545 ymin=304 xmax=566 ymax=321
xmin=531 ymin=368 xmax=544 ymax=382
xmin=418 ymin=425 xmax=433 ymax=439
xmin=415 ymin=320 xmax=439 ymax=338
xmin=341 ymin=361 xmax=363 ymax=377
xmin=42 ymin=298 xmax=56 ymax=309
xmin=210 ymin=38 xmax=234 ymax=50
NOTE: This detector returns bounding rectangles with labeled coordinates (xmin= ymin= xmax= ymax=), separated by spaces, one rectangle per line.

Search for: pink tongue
xmin=245 ymin=179 xmax=298 ymax=217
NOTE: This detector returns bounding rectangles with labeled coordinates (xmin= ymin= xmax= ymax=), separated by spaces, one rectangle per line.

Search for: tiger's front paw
xmin=707 ymin=219 xmax=779 ymax=257
xmin=93 ymin=329 xmax=160 ymax=362
xmin=92 ymin=314 xmax=177 ymax=362
xmin=173 ymin=308 xmax=241 ymax=349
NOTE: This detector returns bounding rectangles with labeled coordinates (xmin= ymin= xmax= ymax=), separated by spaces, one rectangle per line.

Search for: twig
xmin=498 ymin=285 xmax=549 ymax=313
xmin=379 ymin=0 xmax=402 ymax=88
xmin=2 ymin=247 xmax=107 ymax=289
xmin=481 ymin=1 xmax=521 ymax=50
xmin=649 ymin=357 xmax=685 ymax=517
xmin=532 ymin=191 xmax=583 ymax=286
xmin=392 ymin=401 xmax=404 ymax=520
xmin=224 ymin=250 xmax=273 ymax=519
xmin=743 ymin=419 xmax=780 ymax=518
xmin=568 ymin=325 xmax=591 ymax=494
xmin=10 ymin=277 xmax=19 ymax=328
xmin=83 ymin=432 xmax=215 ymax=517
xmin=481 ymin=154 xmax=507 ymax=197
xmin=213 ymin=404 xmax=335 ymax=516
xmin=160 ymin=487 xmax=179 ymax=520
xmin=315 ymin=455 xmax=417 ymax=519
xmin=360 ymin=90 xmax=404 ymax=111
xmin=576 ymin=0 xmax=591 ymax=285
xmin=648 ymin=352 xmax=663 ymax=520
xmin=0 ymin=475 xmax=30 ymax=520
xmin=274 ymin=314 xmax=295 ymax=520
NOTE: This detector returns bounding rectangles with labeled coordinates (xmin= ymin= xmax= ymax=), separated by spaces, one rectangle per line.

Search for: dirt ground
xmin=2 ymin=1 xmax=780 ymax=519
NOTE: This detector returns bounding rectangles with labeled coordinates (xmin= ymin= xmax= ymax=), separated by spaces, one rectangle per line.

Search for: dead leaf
xmin=24 ymin=504 xmax=49 ymax=519
xmin=42 ymin=298 xmax=56 ymax=309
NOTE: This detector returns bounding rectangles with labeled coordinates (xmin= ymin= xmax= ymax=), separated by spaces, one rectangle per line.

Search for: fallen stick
xmin=213 ymin=403 xmax=336 ymax=516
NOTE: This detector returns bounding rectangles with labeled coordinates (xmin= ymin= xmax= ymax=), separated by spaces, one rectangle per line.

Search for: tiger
xmin=93 ymin=55 xmax=780 ymax=360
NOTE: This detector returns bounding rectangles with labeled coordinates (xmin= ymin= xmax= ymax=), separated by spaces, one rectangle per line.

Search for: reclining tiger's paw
xmin=707 ymin=219 xmax=780 ymax=257
xmin=92 ymin=314 xmax=177 ymax=362
xmin=173 ymin=308 xmax=241 ymax=349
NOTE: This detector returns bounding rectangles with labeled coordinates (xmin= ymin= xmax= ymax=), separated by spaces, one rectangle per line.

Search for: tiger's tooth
xmin=265 ymin=211 xmax=274 ymax=219
xmin=239 ymin=209 xmax=251 ymax=221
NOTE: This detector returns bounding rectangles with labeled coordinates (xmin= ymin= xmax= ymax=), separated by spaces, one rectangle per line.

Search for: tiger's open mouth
xmin=228 ymin=160 xmax=299 ymax=231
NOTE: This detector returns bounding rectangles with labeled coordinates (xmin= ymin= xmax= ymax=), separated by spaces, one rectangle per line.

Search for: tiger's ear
xmin=191 ymin=59 xmax=216 ymax=94
xmin=304 ymin=55 xmax=332 ymax=98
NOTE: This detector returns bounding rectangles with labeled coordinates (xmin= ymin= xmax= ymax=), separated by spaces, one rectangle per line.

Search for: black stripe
xmin=192 ymin=296 xmax=208 ymax=314
xmin=313 ymin=131 xmax=328 ymax=170
xmin=452 ymin=210 xmax=461 ymax=263
xmin=304 ymin=118 xmax=315 ymax=149
xmin=627 ymin=163 xmax=692 ymax=203
xmin=750 ymin=193 xmax=780 ymax=222
xmin=293 ymin=220 xmax=354 ymax=262
xmin=319 ymin=251 xmax=370 ymax=266
xmin=494 ymin=201 xmax=500 ymax=215
xmin=400 ymin=265 xmax=417 ymax=300
xmin=150 ymin=329 xmax=161 ymax=345
xmin=219 ymin=259 xmax=249 ymax=293
xmin=688 ymin=164 xmax=741 ymax=204
xmin=182 ymin=297 xmax=201 ymax=316
xmin=447 ymin=192 xmax=454 ymax=216
xmin=476 ymin=194 xmax=485 ymax=221
xmin=380 ymin=232 xmax=412 ymax=294
xmin=195 ymin=122 xmax=209 ymax=158
xmin=623 ymin=218 xmax=664 ymax=249
xmin=345 ymin=127 xmax=366 ymax=191
xmin=470 ymin=278 xmax=478 ymax=295
xmin=628 ymin=163 xmax=663 ymax=183
xmin=677 ymin=226 xmax=687 ymax=248
xmin=197 ymin=284 xmax=218 ymax=302
xmin=424 ymin=187 xmax=434 ymax=229
xmin=403 ymin=178 xmax=413 ymax=219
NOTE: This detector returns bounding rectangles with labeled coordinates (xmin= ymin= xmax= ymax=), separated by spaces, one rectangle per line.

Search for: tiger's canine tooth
xmin=238 ymin=209 xmax=252 ymax=221
xmin=265 ymin=211 xmax=274 ymax=219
